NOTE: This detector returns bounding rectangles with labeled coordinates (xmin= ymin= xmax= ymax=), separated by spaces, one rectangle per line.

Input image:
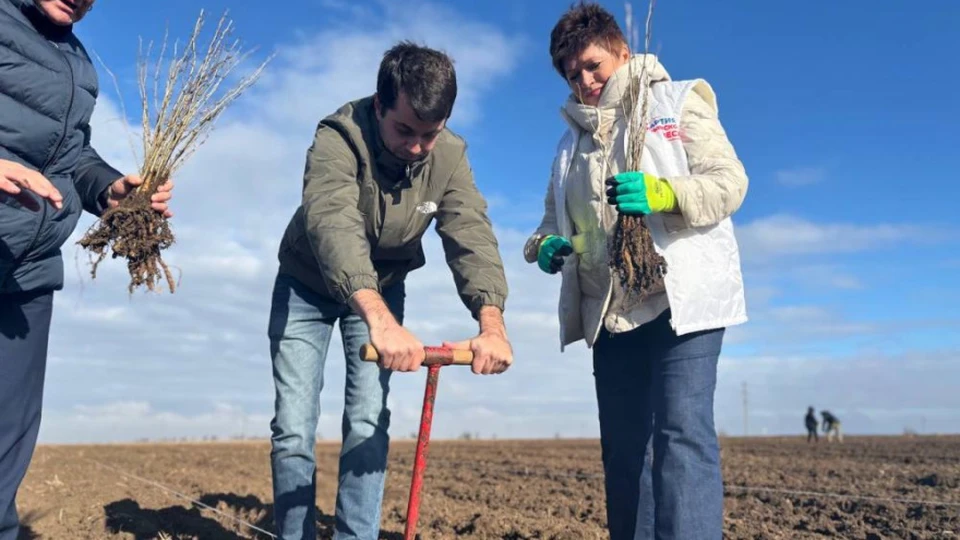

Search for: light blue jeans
xmin=268 ymin=272 xmax=403 ymax=540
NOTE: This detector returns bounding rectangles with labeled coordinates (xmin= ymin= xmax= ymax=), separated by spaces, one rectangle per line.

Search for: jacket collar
xmin=362 ymin=98 xmax=428 ymax=186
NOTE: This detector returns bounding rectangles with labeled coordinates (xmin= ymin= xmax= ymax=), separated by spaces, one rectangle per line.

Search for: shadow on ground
xmin=103 ymin=492 xmax=405 ymax=539
xmin=17 ymin=509 xmax=43 ymax=540
xmin=16 ymin=525 xmax=39 ymax=540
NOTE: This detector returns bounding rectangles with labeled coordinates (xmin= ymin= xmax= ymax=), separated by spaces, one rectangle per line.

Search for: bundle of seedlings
xmin=609 ymin=0 xmax=667 ymax=300
xmin=79 ymin=10 xmax=270 ymax=293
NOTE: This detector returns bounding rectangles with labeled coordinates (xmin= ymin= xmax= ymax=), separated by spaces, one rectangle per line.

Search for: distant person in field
xmin=0 ymin=2 xmax=174 ymax=539
xmin=267 ymin=42 xmax=513 ymax=540
xmin=805 ymin=406 xmax=819 ymax=443
xmin=523 ymin=2 xmax=749 ymax=539
xmin=822 ymin=410 xmax=843 ymax=443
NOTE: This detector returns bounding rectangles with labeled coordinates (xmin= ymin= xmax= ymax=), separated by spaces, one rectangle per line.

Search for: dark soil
xmin=16 ymin=436 xmax=960 ymax=539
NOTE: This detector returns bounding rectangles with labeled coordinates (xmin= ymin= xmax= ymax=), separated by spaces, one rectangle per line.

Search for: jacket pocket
xmin=661 ymin=212 xmax=689 ymax=235
xmin=27 ymin=180 xmax=81 ymax=263
xmin=0 ymin=194 xmax=44 ymax=264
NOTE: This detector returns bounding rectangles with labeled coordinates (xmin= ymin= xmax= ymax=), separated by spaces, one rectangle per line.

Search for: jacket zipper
xmin=10 ymin=40 xmax=75 ymax=283
xmin=42 ymin=42 xmax=75 ymax=174
xmin=595 ymin=109 xmax=618 ymax=342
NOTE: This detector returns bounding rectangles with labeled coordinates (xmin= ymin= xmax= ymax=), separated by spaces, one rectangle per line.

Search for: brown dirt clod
xmin=78 ymin=193 xmax=176 ymax=294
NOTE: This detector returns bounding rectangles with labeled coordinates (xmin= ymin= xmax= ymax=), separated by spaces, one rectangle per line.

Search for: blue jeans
xmin=268 ymin=272 xmax=404 ymax=540
xmin=593 ymin=310 xmax=724 ymax=540
xmin=0 ymin=291 xmax=53 ymax=540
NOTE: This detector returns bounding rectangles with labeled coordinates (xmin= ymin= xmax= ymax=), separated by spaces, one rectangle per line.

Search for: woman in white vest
xmin=524 ymin=3 xmax=749 ymax=538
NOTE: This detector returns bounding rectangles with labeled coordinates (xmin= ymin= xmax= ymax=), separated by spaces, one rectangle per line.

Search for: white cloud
xmin=747 ymin=263 xmax=863 ymax=291
xmin=736 ymin=215 xmax=930 ymax=262
xmin=31 ymin=3 xmax=959 ymax=445
xmin=793 ymin=264 xmax=864 ymax=290
xmin=775 ymin=167 xmax=825 ymax=187
xmin=769 ymin=305 xmax=832 ymax=323
xmin=41 ymin=401 xmax=276 ymax=443
xmin=715 ymin=349 xmax=960 ymax=436
xmin=39 ymin=1 xmax=574 ymax=445
xmin=246 ymin=0 xmax=526 ymax=138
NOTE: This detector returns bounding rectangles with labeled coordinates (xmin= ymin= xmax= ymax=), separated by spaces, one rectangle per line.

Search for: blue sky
xmin=35 ymin=0 xmax=959 ymax=443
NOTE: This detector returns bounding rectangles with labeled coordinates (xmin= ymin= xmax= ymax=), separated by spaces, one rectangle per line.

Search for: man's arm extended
xmin=478 ymin=305 xmax=508 ymax=339
xmin=348 ymin=289 xmax=425 ymax=372
xmin=435 ymin=148 xmax=512 ymax=375
xmin=433 ymin=147 xmax=508 ymax=316
xmin=302 ymin=123 xmax=425 ymax=371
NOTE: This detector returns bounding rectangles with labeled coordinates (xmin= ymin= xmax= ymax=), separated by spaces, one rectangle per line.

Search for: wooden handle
xmin=360 ymin=344 xmax=473 ymax=366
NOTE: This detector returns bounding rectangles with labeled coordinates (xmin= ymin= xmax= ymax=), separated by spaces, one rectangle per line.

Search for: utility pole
xmin=742 ymin=381 xmax=748 ymax=437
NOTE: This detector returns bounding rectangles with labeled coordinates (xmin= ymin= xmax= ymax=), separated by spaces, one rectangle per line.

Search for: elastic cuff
xmin=664 ymin=176 xmax=702 ymax=226
xmin=523 ymin=234 xmax=547 ymax=263
xmin=335 ymin=274 xmax=380 ymax=304
xmin=87 ymin=167 xmax=122 ymax=215
xmin=469 ymin=292 xmax=506 ymax=319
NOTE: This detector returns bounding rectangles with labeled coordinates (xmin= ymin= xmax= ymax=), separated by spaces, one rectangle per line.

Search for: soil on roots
xmin=78 ymin=197 xmax=176 ymax=293
xmin=610 ymin=213 xmax=667 ymax=298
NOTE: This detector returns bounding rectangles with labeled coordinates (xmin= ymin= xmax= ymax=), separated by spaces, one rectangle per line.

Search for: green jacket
xmin=277 ymin=96 xmax=507 ymax=317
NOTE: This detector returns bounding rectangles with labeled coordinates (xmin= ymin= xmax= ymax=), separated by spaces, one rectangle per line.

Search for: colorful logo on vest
xmin=649 ymin=117 xmax=680 ymax=142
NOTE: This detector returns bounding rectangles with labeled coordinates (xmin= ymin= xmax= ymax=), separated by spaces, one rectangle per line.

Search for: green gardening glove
xmin=537 ymin=235 xmax=573 ymax=274
xmin=605 ymin=171 xmax=677 ymax=215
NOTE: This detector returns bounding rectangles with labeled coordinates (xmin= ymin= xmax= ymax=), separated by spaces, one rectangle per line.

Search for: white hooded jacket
xmin=525 ymin=54 xmax=749 ymax=350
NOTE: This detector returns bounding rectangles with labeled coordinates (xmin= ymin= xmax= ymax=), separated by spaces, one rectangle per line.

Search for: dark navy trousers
xmin=0 ymin=290 xmax=53 ymax=540
xmin=593 ymin=310 xmax=725 ymax=540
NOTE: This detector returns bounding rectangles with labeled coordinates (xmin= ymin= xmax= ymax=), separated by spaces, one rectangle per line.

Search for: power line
xmin=726 ymin=484 xmax=960 ymax=508
xmin=742 ymin=381 xmax=749 ymax=436
xmin=87 ymin=459 xmax=277 ymax=539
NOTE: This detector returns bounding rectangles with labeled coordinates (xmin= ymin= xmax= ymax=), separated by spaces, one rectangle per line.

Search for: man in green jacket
xmin=269 ymin=41 xmax=513 ymax=540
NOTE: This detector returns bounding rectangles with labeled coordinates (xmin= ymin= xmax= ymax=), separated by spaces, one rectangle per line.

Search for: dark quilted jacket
xmin=0 ymin=0 xmax=121 ymax=293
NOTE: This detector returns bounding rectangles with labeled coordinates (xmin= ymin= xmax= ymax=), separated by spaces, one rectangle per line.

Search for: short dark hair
xmin=549 ymin=1 xmax=628 ymax=78
xmin=377 ymin=41 xmax=458 ymax=123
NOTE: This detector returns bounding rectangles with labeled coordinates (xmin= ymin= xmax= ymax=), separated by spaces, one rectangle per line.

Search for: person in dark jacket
xmin=822 ymin=410 xmax=843 ymax=443
xmin=0 ymin=2 xmax=173 ymax=538
xmin=805 ymin=406 xmax=819 ymax=443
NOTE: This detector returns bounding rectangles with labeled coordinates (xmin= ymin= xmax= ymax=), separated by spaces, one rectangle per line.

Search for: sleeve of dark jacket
xmin=302 ymin=124 xmax=379 ymax=303
xmin=73 ymin=124 xmax=122 ymax=216
xmin=434 ymin=147 xmax=508 ymax=318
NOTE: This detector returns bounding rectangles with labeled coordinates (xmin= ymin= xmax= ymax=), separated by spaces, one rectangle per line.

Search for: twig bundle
xmin=609 ymin=0 xmax=668 ymax=299
xmin=79 ymin=10 xmax=271 ymax=293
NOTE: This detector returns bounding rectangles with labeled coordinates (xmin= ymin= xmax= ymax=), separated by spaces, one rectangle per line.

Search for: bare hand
xmin=444 ymin=331 xmax=513 ymax=375
xmin=0 ymin=159 xmax=63 ymax=211
xmin=106 ymin=175 xmax=174 ymax=217
xmin=370 ymin=322 xmax=425 ymax=372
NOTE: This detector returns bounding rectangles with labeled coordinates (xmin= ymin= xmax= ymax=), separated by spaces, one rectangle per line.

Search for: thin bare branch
xmin=79 ymin=9 xmax=273 ymax=294
xmin=90 ymin=48 xmax=141 ymax=167
xmin=610 ymin=0 xmax=666 ymax=298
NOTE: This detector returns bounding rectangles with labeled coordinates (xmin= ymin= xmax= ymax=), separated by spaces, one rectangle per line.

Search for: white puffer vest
xmin=551 ymin=79 xmax=748 ymax=351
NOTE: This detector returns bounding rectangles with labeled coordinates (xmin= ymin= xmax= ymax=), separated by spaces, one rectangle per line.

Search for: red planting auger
xmin=360 ymin=344 xmax=473 ymax=540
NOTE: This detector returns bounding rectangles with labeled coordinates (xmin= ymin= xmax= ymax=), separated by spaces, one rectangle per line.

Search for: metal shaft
xmin=404 ymin=363 xmax=441 ymax=540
